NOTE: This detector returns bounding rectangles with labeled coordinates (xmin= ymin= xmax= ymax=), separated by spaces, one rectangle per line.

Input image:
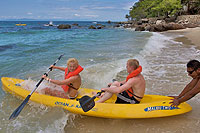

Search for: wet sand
xmin=165 ymin=27 xmax=200 ymax=49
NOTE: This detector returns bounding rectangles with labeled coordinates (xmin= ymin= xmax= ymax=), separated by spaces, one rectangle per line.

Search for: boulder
xmin=107 ymin=20 xmax=111 ymax=23
xmin=135 ymin=25 xmax=145 ymax=31
xmin=163 ymin=23 xmax=185 ymax=30
xmin=165 ymin=16 xmax=176 ymax=23
xmin=57 ymin=24 xmax=71 ymax=29
xmin=114 ymin=24 xmax=121 ymax=28
xmin=97 ymin=25 xmax=105 ymax=29
xmin=144 ymin=25 xmax=151 ymax=31
xmin=89 ymin=25 xmax=96 ymax=29
xmin=72 ymin=23 xmax=79 ymax=26
xmin=156 ymin=20 xmax=166 ymax=25
xmin=154 ymin=24 xmax=167 ymax=32
xmin=183 ymin=23 xmax=198 ymax=28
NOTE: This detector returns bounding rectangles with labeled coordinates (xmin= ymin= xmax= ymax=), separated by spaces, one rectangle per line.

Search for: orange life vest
xmin=62 ymin=65 xmax=83 ymax=92
xmin=125 ymin=65 xmax=142 ymax=97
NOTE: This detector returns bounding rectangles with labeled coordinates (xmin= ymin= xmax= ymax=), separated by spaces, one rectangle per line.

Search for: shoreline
xmin=164 ymin=27 xmax=200 ymax=49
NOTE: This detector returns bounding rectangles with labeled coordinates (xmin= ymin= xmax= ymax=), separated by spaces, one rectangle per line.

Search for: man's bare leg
xmin=96 ymin=91 xmax=113 ymax=103
xmin=96 ymin=81 xmax=120 ymax=103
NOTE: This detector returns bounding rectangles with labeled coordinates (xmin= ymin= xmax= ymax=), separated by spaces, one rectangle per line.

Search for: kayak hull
xmin=1 ymin=77 xmax=192 ymax=119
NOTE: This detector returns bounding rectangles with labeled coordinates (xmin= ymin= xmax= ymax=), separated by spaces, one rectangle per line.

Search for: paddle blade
xmin=9 ymin=95 xmax=31 ymax=120
xmin=79 ymin=95 xmax=96 ymax=112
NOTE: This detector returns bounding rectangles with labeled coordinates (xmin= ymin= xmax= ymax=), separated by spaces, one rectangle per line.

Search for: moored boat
xmin=16 ymin=24 xmax=27 ymax=26
xmin=44 ymin=21 xmax=57 ymax=26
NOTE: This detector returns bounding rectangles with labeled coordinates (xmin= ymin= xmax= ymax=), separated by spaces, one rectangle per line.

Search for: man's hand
xmin=170 ymin=98 xmax=180 ymax=107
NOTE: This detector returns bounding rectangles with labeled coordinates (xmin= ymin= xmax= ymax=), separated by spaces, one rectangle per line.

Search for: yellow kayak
xmin=1 ymin=77 xmax=192 ymax=119
xmin=16 ymin=24 xmax=27 ymax=26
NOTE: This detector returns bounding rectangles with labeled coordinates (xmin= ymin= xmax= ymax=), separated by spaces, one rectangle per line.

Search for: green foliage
xmin=129 ymin=0 xmax=182 ymax=20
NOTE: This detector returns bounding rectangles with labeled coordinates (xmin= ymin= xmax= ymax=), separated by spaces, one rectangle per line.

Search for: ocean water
xmin=0 ymin=21 xmax=200 ymax=132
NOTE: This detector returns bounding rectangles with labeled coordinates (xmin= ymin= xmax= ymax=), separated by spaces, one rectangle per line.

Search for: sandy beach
xmin=165 ymin=27 xmax=200 ymax=49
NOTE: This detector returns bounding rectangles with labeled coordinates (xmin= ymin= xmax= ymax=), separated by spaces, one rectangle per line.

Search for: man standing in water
xmin=42 ymin=58 xmax=83 ymax=99
xmin=96 ymin=59 xmax=146 ymax=104
xmin=170 ymin=60 xmax=200 ymax=107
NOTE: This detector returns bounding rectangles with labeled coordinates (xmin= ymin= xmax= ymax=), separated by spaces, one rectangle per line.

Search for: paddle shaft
xmin=30 ymin=54 xmax=63 ymax=95
xmin=9 ymin=54 xmax=64 ymax=120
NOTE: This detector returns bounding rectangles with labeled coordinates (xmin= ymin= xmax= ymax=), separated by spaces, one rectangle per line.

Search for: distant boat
xmin=16 ymin=24 xmax=27 ymax=26
xmin=92 ymin=21 xmax=97 ymax=24
xmin=44 ymin=21 xmax=57 ymax=27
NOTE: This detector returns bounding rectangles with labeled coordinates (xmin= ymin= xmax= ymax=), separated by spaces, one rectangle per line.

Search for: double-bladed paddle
xmin=79 ymin=90 xmax=105 ymax=112
xmin=9 ymin=54 xmax=64 ymax=120
xmin=79 ymin=79 xmax=116 ymax=112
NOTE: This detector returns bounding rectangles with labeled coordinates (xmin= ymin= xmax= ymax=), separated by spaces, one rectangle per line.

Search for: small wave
xmin=0 ymin=44 xmax=16 ymax=52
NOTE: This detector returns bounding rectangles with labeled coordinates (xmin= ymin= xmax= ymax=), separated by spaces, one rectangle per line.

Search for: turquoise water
xmin=0 ymin=21 xmax=150 ymax=81
xmin=1 ymin=21 xmax=200 ymax=132
xmin=0 ymin=21 xmax=152 ymax=132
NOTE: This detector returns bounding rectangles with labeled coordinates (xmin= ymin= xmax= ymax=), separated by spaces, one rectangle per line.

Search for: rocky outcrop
xmin=89 ymin=25 xmax=96 ymax=29
xmin=89 ymin=24 xmax=105 ymax=29
xmin=72 ymin=23 xmax=79 ymax=26
xmin=57 ymin=24 xmax=71 ymax=29
xmin=177 ymin=15 xmax=200 ymax=25
xmin=123 ymin=15 xmax=200 ymax=32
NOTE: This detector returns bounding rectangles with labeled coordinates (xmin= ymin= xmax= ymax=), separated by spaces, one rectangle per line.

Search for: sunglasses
xmin=187 ymin=69 xmax=196 ymax=74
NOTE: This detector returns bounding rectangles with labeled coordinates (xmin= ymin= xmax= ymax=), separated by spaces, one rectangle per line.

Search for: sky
xmin=0 ymin=0 xmax=138 ymax=21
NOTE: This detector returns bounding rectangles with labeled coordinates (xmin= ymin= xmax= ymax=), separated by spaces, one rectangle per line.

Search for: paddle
xmin=9 ymin=54 xmax=64 ymax=120
xmin=79 ymin=79 xmax=117 ymax=112
xmin=79 ymin=90 xmax=105 ymax=112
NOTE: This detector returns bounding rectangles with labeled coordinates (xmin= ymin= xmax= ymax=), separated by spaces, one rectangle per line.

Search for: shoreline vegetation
xmin=117 ymin=0 xmax=200 ymax=49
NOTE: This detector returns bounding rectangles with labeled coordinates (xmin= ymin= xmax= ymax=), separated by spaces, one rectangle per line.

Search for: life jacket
xmin=62 ymin=65 xmax=83 ymax=92
xmin=125 ymin=65 xmax=142 ymax=98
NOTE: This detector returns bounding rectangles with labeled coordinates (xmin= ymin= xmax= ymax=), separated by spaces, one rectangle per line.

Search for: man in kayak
xmin=96 ymin=59 xmax=146 ymax=104
xmin=170 ymin=60 xmax=200 ymax=107
xmin=42 ymin=58 xmax=83 ymax=99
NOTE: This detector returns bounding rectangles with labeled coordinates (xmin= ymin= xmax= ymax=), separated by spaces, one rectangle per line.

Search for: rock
xmin=144 ymin=25 xmax=151 ymax=31
xmin=137 ymin=20 xmax=143 ymax=25
xmin=163 ymin=23 xmax=185 ymax=30
xmin=57 ymin=24 xmax=71 ymax=29
xmin=148 ymin=26 xmax=156 ymax=32
xmin=148 ymin=18 xmax=157 ymax=24
xmin=156 ymin=20 xmax=166 ymax=25
xmin=107 ymin=20 xmax=111 ymax=23
xmin=164 ymin=16 xmax=176 ymax=23
xmin=114 ymin=24 xmax=121 ymax=27
xmin=154 ymin=24 xmax=167 ymax=32
xmin=141 ymin=18 xmax=149 ymax=23
xmin=89 ymin=25 xmax=96 ymax=29
xmin=183 ymin=23 xmax=198 ymax=28
xmin=123 ymin=24 xmax=132 ymax=28
xmin=135 ymin=25 xmax=145 ymax=31
xmin=72 ymin=23 xmax=79 ymax=26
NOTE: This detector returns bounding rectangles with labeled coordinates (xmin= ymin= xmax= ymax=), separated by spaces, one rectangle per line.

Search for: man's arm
xmin=176 ymin=78 xmax=198 ymax=98
xmin=102 ymin=78 xmax=135 ymax=94
xmin=170 ymin=80 xmax=200 ymax=106
xmin=44 ymin=75 xmax=79 ymax=85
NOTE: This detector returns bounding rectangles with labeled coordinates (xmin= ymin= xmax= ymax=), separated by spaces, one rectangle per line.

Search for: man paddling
xmin=96 ymin=59 xmax=146 ymax=104
xmin=170 ymin=60 xmax=200 ymax=107
xmin=42 ymin=58 xmax=83 ymax=99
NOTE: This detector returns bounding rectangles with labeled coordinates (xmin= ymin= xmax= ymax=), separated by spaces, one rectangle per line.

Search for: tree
xmin=129 ymin=0 xmax=183 ymax=20
xmin=125 ymin=14 xmax=130 ymax=21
